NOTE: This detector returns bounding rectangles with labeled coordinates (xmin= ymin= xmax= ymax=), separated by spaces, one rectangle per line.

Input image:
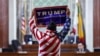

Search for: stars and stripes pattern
xmin=59 ymin=16 xmax=71 ymax=42
xmin=29 ymin=17 xmax=60 ymax=56
xmin=29 ymin=16 xmax=71 ymax=56
xmin=21 ymin=16 xmax=26 ymax=35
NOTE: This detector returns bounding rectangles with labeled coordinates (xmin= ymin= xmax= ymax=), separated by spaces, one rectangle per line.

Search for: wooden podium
xmin=21 ymin=44 xmax=77 ymax=52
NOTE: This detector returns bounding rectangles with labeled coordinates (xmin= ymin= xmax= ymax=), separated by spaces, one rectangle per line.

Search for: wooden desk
xmin=0 ymin=52 xmax=37 ymax=56
xmin=22 ymin=44 xmax=38 ymax=52
xmin=0 ymin=52 xmax=100 ymax=56
xmin=22 ymin=44 xmax=77 ymax=52
xmin=61 ymin=52 xmax=100 ymax=56
xmin=61 ymin=44 xmax=77 ymax=49
xmin=61 ymin=44 xmax=77 ymax=52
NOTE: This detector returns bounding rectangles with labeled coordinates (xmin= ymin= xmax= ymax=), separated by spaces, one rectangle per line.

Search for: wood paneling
xmin=93 ymin=0 xmax=100 ymax=48
xmin=0 ymin=0 xmax=8 ymax=48
xmin=0 ymin=52 xmax=100 ymax=56
xmin=22 ymin=44 xmax=77 ymax=52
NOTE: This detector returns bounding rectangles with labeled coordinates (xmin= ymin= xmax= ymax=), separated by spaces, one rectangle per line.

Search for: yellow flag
xmin=77 ymin=3 xmax=85 ymax=43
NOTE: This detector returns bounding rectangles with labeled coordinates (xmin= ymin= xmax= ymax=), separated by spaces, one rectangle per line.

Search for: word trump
xmin=37 ymin=10 xmax=66 ymax=16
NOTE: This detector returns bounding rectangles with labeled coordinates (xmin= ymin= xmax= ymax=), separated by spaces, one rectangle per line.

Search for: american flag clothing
xmin=29 ymin=16 xmax=71 ymax=56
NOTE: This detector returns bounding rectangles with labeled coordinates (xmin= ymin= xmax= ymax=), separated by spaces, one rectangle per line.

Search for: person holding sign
xmin=29 ymin=8 xmax=71 ymax=56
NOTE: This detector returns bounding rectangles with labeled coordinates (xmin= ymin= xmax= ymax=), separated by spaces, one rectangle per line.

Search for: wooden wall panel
xmin=93 ymin=0 xmax=100 ymax=48
xmin=0 ymin=0 xmax=8 ymax=48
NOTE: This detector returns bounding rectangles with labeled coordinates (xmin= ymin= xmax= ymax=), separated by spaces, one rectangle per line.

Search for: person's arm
xmin=29 ymin=16 xmax=44 ymax=41
xmin=58 ymin=16 xmax=71 ymax=42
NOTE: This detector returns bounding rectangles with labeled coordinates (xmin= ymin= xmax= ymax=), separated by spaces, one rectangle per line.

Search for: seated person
xmin=76 ymin=42 xmax=89 ymax=53
xmin=67 ymin=32 xmax=79 ymax=44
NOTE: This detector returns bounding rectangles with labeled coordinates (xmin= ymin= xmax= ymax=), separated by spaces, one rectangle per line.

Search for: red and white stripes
xmin=21 ymin=17 xmax=26 ymax=35
xmin=29 ymin=17 xmax=61 ymax=56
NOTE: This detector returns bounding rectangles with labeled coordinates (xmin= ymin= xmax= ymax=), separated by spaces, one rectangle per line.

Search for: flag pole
xmin=21 ymin=0 xmax=27 ymax=44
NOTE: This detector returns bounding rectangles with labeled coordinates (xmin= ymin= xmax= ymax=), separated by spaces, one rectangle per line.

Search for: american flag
xmin=21 ymin=16 xmax=26 ymax=35
xmin=21 ymin=3 xmax=26 ymax=35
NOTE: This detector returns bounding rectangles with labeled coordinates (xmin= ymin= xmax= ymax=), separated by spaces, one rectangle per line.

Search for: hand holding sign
xmin=32 ymin=6 xmax=70 ymax=27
